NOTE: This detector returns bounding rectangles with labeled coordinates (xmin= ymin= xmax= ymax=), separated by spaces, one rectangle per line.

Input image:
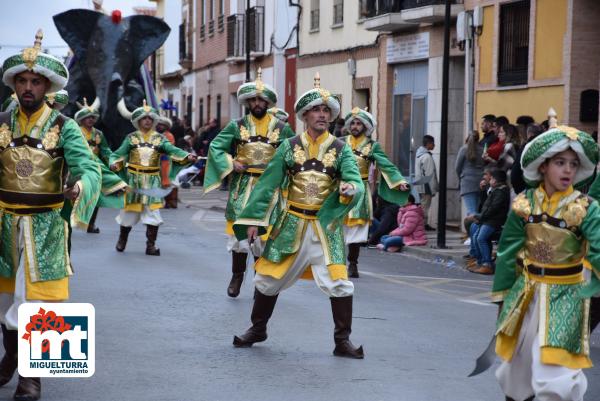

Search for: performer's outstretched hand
xmin=340 ymin=183 xmax=355 ymax=196
xmin=63 ymin=184 xmax=80 ymax=200
xmin=187 ymin=154 xmax=198 ymax=163
xmin=109 ymin=163 xmax=119 ymax=171
xmin=233 ymin=160 xmax=247 ymax=172
xmin=398 ymin=182 xmax=409 ymax=191
xmin=247 ymin=226 xmax=259 ymax=243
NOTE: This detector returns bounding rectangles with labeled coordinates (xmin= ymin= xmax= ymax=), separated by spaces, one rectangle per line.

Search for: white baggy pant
xmin=343 ymin=224 xmax=369 ymax=245
xmin=496 ymin=291 xmax=587 ymax=401
xmin=226 ymin=234 xmax=264 ymax=258
xmin=254 ymin=223 xmax=354 ymax=298
xmin=116 ymin=207 xmax=163 ymax=227
xmin=0 ymin=218 xmax=42 ymax=330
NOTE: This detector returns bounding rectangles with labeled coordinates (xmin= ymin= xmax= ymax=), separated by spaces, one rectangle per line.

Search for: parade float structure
xmin=51 ymin=8 xmax=170 ymax=147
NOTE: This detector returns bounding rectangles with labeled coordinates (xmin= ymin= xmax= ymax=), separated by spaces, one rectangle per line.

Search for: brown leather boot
xmin=347 ymin=243 xmax=360 ymax=278
xmin=227 ymin=251 xmax=248 ymax=298
xmin=233 ymin=290 xmax=278 ymax=347
xmin=331 ymin=296 xmax=364 ymax=359
xmin=145 ymin=225 xmax=160 ymax=256
xmin=86 ymin=207 xmax=100 ymax=233
xmin=0 ymin=324 xmax=17 ymax=386
xmin=115 ymin=226 xmax=131 ymax=252
xmin=14 ymin=376 xmax=40 ymax=401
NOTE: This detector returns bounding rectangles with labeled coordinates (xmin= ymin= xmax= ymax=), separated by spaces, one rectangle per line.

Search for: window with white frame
xmin=310 ymin=0 xmax=320 ymax=31
xmin=333 ymin=0 xmax=343 ymax=26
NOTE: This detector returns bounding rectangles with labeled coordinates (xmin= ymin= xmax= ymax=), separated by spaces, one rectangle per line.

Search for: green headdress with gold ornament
xmin=521 ymin=108 xmax=599 ymax=188
xmin=294 ymin=72 xmax=341 ymax=122
xmin=343 ymin=107 xmax=376 ymax=136
xmin=74 ymin=97 xmax=100 ymax=122
xmin=237 ymin=67 xmax=277 ymax=107
xmin=2 ymin=30 xmax=69 ymax=93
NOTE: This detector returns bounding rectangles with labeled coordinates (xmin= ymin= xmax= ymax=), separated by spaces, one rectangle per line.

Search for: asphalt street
xmin=6 ymin=196 xmax=598 ymax=401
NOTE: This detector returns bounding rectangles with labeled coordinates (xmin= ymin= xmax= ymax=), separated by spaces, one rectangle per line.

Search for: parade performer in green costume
xmin=203 ymin=69 xmax=295 ymax=298
xmin=110 ymin=101 xmax=194 ymax=256
xmin=0 ymin=30 xmax=101 ymax=401
xmin=491 ymin=115 xmax=600 ymax=401
xmin=342 ymin=107 xmax=409 ymax=278
xmin=232 ymin=74 xmax=366 ymax=358
xmin=74 ymin=98 xmax=126 ymax=233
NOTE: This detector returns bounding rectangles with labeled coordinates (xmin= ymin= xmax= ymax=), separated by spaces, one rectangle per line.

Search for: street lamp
xmin=436 ymin=0 xmax=452 ymax=249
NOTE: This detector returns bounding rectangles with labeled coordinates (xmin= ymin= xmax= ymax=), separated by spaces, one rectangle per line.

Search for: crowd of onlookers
xmin=366 ymin=114 xmax=599 ymax=277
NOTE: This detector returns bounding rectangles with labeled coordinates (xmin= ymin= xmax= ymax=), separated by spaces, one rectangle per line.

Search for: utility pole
xmin=245 ymin=0 xmax=251 ymax=82
xmin=437 ymin=0 xmax=451 ymax=249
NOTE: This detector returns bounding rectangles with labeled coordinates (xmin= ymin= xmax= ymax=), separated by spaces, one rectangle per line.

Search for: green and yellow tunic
xmin=343 ymin=134 xmax=408 ymax=227
xmin=233 ymin=132 xmax=363 ymax=281
xmin=203 ymin=114 xmax=296 ymax=236
xmin=0 ymin=104 xmax=101 ymax=300
xmin=81 ymin=126 xmax=127 ymax=201
xmin=109 ymin=130 xmax=189 ymax=212
xmin=493 ymin=186 xmax=600 ymax=369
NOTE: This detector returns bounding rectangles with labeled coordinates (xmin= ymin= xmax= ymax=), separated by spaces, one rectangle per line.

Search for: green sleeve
xmin=203 ymin=121 xmax=238 ymax=192
xmin=160 ymin=136 xmax=190 ymax=163
xmin=109 ymin=136 xmax=131 ymax=168
xmin=491 ymin=210 xmax=526 ymax=302
xmin=317 ymin=143 xmax=364 ymax=230
xmin=233 ymin=140 xmax=289 ymax=240
xmin=371 ymin=141 xmax=409 ymax=205
xmin=281 ymin=123 xmax=296 ymax=140
xmin=160 ymin=136 xmax=191 ymax=180
xmin=579 ymin=200 xmax=600 ymax=297
xmin=97 ymin=130 xmax=112 ymax=164
xmin=59 ymin=118 xmax=102 ymax=230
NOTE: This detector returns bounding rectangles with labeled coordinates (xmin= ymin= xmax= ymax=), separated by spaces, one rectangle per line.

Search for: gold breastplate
xmin=353 ymin=152 xmax=371 ymax=178
xmin=235 ymin=139 xmax=277 ymax=168
xmin=523 ymin=221 xmax=586 ymax=266
xmin=129 ymin=143 xmax=160 ymax=168
xmin=0 ymin=137 xmax=65 ymax=208
xmin=288 ymin=170 xmax=336 ymax=206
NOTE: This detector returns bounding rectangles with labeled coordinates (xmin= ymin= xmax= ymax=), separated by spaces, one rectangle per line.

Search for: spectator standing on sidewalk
xmin=413 ymin=135 xmax=438 ymax=231
xmin=480 ymin=114 xmax=497 ymax=147
xmin=456 ymin=130 xmax=485 ymax=216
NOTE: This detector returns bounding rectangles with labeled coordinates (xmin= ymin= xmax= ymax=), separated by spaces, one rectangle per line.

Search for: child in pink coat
xmin=377 ymin=195 xmax=428 ymax=252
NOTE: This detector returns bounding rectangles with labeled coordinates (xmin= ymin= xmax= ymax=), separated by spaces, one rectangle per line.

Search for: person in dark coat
xmin=368 ymin=194 xmax=400 ymax=247
xmin=466 ymin=169 xmax=511 ymax=275
xmin=510 ymin=124 xmax=544 ymax=194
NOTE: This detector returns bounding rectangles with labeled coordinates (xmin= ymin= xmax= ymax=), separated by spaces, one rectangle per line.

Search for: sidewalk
xmin=177 ymin=185 xmax=471 ymax=268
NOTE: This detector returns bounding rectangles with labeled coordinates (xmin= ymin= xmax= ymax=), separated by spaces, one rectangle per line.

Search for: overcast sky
xmin=0 ymin=0 xmax=182 ymax=73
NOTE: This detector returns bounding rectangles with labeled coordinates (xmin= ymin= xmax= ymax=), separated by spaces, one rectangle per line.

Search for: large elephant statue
xmin=53 ymin=9 xmax=170 ymax=147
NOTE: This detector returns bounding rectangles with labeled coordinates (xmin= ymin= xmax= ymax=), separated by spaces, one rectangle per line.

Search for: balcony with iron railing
xmin=363 ymin=0 xmax=464 ymax=31
xmin=179 ymin=22 xmax=193 ymax=69
xmin=226 ymin=6 xmax=265 ymax=61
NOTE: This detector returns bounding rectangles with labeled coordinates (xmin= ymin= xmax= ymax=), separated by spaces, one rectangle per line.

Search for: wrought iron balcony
xmin=226 ymin=7 xmax=265 ymax=60
xmin=363 ymin=0 xmax=464 ymax=32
